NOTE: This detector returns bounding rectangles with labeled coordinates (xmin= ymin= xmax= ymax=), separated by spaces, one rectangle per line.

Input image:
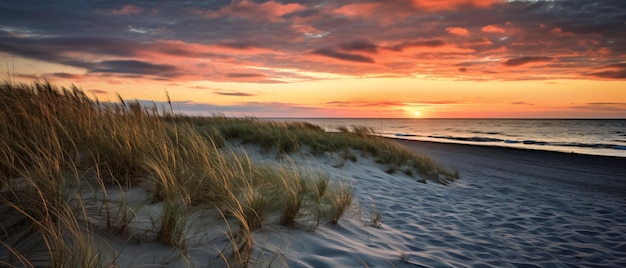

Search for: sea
xmin=269 ymin=119 xmax=626 ymax=158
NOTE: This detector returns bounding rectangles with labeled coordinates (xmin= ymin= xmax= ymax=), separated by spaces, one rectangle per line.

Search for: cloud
xmin=463 ymin=38 xmax=493 ymax=46
xmin=339 ymin=41 xmax=378 ymax=54
xmin=204 ymin=0 xmax=306 ymax=22
xmin=311 ymin=48 xmax=375 ymax=63
xmin=225 ymin=73 xmax=265 ymax=78
xmin=586 ymin=63 xmax=626 ymax=79
xmin=88 ymin=89 xmax=108 ymax=95
xmin=481 ymin=25 xmax=506 ymax=34
xmin=446 ymin=27 xmax=470 ymax=36
xmin=412 ymin=0 xmax=504 ymax=11
xmin=571 ymin=103 xmax=626 ymax=111
xmin=503 ymin=56 xmax=553 ymax=66
xmin=111 ymin=5 xmax=143 ymax=15
xmin=388 ymin=40 xmax=446 ymax=52
xmin=216 ymin=41 xmax=264 ymax=50
xmin=511 ymin=101 xmax=534 ymax=106
xmin=214 ymin=90 xmax=256 ymax=97
xmin=49 ymin=72 xmax=82 ymax=79
xmin=90 ymin=60 xmax=179 ymax=76
xmin=587 ymin=69 xmax=626 ymax=79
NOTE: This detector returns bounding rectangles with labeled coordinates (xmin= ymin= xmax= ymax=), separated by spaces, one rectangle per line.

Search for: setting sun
xmin=414 ymin=111 xmax=421 ymax=117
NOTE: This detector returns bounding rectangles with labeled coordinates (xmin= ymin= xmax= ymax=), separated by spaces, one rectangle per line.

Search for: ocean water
xmin=271 ymin=119 xmax=626 ymax=158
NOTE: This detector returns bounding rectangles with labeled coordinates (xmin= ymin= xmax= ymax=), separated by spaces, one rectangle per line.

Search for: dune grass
xmin=0 ymin=81 xmax=457 ymax=267
xmin=181 ymin=116 xmax=459 ymax=184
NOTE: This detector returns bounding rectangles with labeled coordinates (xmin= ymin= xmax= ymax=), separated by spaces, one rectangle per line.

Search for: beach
xmin=247 ymin=139 xmax=626 ymax=267
xmin=5 ymin=105 xmax=626 ymax=267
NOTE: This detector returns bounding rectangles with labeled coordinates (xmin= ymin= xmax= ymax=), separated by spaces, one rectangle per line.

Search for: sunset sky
xmin=1 ymin=0 xmax=625 ymax=118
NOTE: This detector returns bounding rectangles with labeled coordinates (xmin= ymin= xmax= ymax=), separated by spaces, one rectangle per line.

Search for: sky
xmin=1 ymin=0 xmax=625 ymax=118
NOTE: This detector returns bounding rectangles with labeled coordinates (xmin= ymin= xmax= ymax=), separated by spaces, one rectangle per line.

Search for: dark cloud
xmin=571 ymin=103 xmax=626 ymax=111
xmin=388 ymin=40 xmax=446 ymax=51
xmin=312 ymin=48 xmax=375 ymax=63
xmin=88 ymin=89 xmax=108 ymax=95
xmin=339 ymin=41 xmax=378 ymax=54
xmin=511 ymin=102 xmax=534 ymax=106
xmin=587 ymin=69 xmax=626 ymax=79
xmin=503 ymin=57 xmax=553 ymax=67
xmin=90 ymin=60 xmax=179 ymax=76
xmin=214 ymin=90 xmax=256 ymax=97
xmin=49 ymin=72 xmax=82 ymax=79
xmin=587 ymin=102 xmax=626 ymax=106
xmin=225 ymin=73 xmax=266 ymax=78
xmin=586 ymin=63 xmax=626 ymax=79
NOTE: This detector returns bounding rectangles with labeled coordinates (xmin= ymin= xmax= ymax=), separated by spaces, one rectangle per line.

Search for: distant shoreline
xmin=385 ymin=135 xmax=626 ymax=159
xmin=389 ymin=137 xmax=626 ymax=163
xmin=268 ymin=118 xmax=626 ymax=158
xmin=390 ymin=137 xmax=626 ymax=196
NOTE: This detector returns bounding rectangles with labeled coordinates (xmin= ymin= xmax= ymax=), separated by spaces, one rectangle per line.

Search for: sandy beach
xmin=387 ymin=140 xmax=626 ymax=267
xmin=246 ymin=139 xmax=626 ymax=267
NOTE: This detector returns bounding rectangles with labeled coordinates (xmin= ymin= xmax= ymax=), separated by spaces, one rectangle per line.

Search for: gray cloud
xmin=88 ymin=89 xmax=108 ymax=95
xmin=90 ymin=60 xmax=179 ymax=76
xmin=388 ymin=40 xmax=446 ymax=52
xmin=312 ymin=48 xmax=375 ymax=63
xmin=339 ymin=41 xmax=378 ymax=54
xmin=225 ymin=73 xmax=266 ymax=78
xmin=49 ymin=72 xmax=83 ymax=79
xmin=214 ymin=90 xmax=256 ymax=97
xmin=503 ymin=57 xmax=553 ymax=67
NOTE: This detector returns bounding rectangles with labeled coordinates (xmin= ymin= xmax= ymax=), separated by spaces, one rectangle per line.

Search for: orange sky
xmin=1 ymin=0 xmax=625 ymax=118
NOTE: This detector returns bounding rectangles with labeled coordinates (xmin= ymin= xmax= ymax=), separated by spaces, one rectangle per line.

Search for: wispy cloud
xmin=312 ymin=48 xmax=375 ymax=63
xmin=570 ymin=102 xmax=626 ymax=112
xmin=503 ymin=57 xmax=553 ymax=67
xmin=214 ymin=90 xmax=257 ymax=97
xmin=87 ymin=89 xmax=108 ymax=95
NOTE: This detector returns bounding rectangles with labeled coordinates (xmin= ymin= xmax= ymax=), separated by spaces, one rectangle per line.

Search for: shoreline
xmin=389 ymin=137 xmax=626 ymax=196
xmin=384 ymin=135 xmax=626 ymax=158
xmin=388 ymin=136 xmax=626 ymax=160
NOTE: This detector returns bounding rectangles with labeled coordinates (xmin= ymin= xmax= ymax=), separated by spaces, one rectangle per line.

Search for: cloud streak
xmin=503 ymin=57 xmax=553 ymax=67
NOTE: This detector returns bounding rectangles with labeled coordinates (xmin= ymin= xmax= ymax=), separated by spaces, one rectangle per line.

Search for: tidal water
xmin=271 ymin=119 xmax=626 ymax=157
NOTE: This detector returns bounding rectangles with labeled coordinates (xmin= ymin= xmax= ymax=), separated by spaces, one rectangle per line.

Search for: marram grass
xmin=0 ymin=81 xmax=458 ymax=267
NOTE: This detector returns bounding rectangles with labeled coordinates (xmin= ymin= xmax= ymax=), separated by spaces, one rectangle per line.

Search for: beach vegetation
xmin=370 ymin=202 xmax=382 ymax=228
xmin=0 ymin=81 xmax=457 ymax=267
xmin=327 ymin=183 xmax=353 ymax=224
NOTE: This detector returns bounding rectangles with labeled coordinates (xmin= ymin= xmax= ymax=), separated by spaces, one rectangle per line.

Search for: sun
xmin=414 ymin=111 xmax=421 ymax=117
